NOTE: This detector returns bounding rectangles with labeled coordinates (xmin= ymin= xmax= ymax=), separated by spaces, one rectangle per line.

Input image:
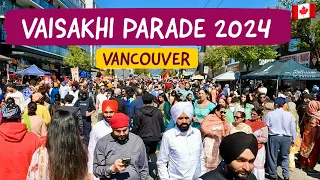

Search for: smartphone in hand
xmin=122 ymin=158 xmax=131 ymax=166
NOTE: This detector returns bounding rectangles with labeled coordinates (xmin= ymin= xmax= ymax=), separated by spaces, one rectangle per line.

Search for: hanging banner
xmin=279 ymin=51 xmax=310 ymax=67
xmin=71 ymin=67 xmax=79 ymax=82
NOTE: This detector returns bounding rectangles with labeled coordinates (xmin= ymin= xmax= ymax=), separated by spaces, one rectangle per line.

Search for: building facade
xmin=0 ymin=0 xmax=94 ymax=79
xmin=85 ymin=0 xmax=99 ymax=68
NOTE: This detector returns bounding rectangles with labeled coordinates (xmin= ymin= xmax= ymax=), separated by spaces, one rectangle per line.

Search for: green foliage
xmin=233 ymin=46 xmax=279 ymax=71
xmin=275 ymin=0 xmax=320 ymax=58
xmin=203 ymin=46 xmax=234 ymax=71
xmin=134 ymin=69 xmax=150 ymax=75
xmin=204 ymin=46 xmax=278 ymax=72
xmin=104 ymin=69 xmax=114 ymax=76
xmin=63 ymin=46 xmax=93 ymax=71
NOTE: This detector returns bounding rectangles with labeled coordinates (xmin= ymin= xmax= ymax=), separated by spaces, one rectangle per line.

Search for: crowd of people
xmin=0 ymin=76 xmax=319 ymax=180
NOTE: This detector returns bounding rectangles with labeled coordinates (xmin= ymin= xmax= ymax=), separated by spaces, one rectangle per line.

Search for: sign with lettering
xmin=95 ymin=48 xmax=198 ymax=69
xmin=4 ymin=8 xmax=291 ymax=46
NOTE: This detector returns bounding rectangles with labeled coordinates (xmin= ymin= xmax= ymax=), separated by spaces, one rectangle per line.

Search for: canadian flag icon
xmin=292 ymin=3 xmax=316 ymax=20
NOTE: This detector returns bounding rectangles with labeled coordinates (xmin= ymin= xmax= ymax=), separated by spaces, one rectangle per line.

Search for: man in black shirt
xmin=200 ymin=132 xmax=258 ymax=180
xmin=131 ymin=93 xmax=165 ymax=178
xmin=75 ymin=90 xmax=96 ymax=146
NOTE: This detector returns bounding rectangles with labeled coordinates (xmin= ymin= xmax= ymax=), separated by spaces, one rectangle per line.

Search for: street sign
xmin=204 ymin=66 xmax=209 ymax=74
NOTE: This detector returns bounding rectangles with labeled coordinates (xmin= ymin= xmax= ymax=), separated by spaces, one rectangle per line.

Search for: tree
xmin=63 ymin=46 xmax=93 ymax=71
xmin=275 ymin=0 xmax=320 ymax=59
xmin=232 ymin=46 xmax=279 ymax=72
xmin=134 ymin=69 xmax=150 ymax=75
xmin=203 ymin=46 xmax=234 ymax=72
xmin=204 ymin=46 xmax=278 ymax=72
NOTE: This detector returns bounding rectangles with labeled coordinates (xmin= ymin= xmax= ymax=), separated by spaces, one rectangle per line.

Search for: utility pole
xmin=198 ymin=46 xmax=206 ymax=75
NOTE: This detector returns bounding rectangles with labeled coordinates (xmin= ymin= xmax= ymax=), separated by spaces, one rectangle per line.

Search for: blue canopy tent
xmin=79 ymin=70 xmax=91 ymax=78
xmin=14 ymin=64 xmax=51 ymax=76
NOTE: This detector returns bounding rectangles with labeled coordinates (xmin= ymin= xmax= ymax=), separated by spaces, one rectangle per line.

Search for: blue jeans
xmin=267 ymin=135 xmax=291 ymax=179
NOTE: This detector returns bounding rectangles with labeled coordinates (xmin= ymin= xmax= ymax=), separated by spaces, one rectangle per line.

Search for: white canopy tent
xmin=214 ymin=71 xmax=238 ymax=81
xmin=192 ymin=74 xmax=205 ymax=80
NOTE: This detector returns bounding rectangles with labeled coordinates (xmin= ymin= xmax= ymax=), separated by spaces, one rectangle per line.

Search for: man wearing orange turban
xmin=88 ymin=100 xmax=118 ymax=180
xmin=93 ymin=113 xmax=149 ymax=179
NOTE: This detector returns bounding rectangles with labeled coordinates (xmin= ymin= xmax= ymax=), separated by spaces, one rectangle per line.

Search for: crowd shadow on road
xmin=265 ymin=157 xmax=320 ymax=180
xmin=295 ymin=158 xmax=320 ymax=179
xmin=305 ymin=172 xmax=320 ymax=179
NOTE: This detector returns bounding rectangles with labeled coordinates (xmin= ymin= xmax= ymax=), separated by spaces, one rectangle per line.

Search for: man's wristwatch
xmin=109 ymin=165 xmax=116 ymax=174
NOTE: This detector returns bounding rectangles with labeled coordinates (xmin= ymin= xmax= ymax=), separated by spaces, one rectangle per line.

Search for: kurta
xmin=229 ymin=123 xmax=252 ymax=134
xmin=192 ymin=102 xmax=215 ymax=129
xmin=157 ymin=127 xmax=206 ymax=180
xmin=251 ymin=126 xmax=268 ymax=180
xmin=93 ymin=132 xmax=149 ymax=180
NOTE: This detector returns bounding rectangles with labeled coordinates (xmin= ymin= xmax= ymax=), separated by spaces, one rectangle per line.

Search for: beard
xmin=103 ymin=116 xmax=111 ymax=122
xmin=177 ymin=123 xmax=190 ymax=132
xmin=227 ymin=165 xmax=251 ymax=180
xmin=111 ymin=132 xmax=129 ymax=145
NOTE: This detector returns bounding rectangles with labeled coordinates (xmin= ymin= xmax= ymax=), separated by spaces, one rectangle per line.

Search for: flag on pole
xmin=161 ymin=71 xmax=169 ymax=79
xmin=292 ymin=3 xmax=316 ymax=20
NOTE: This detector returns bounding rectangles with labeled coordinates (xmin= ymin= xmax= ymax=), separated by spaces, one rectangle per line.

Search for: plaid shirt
xmin=23 ymin=88 xmax=32 ymax=100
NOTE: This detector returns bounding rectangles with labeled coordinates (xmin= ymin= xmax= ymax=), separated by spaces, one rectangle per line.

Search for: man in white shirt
xmin=88 ymin=100 xmax=118 ymax=180
xmin=6 ymin=84 xmax=24 ymax=112
xmin=157 ymin=102 xmax=206 ymax=180
xmin=95 ymin=85 xmax=108 ymax=122
xmin=68 ymin=83 xmax=79 ymax=105
xmin=59 ymin=82 xmax=70 ymax=99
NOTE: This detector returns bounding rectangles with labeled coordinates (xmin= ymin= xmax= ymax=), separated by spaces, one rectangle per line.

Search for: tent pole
xmin=276 ymin=78 xmax=279 ymax=96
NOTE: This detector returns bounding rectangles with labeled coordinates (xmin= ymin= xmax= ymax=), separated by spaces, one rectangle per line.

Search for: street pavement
xmin=266 ymin=164 xmax=320 ymax=180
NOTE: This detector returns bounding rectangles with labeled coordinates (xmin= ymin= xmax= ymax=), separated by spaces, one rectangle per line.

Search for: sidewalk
xmin=266 ymin=164 xmax=320 ymax=180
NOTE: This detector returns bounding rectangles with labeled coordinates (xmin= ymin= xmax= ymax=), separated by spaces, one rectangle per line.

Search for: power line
xmin=204 ymin=0 xmax=212 ymax=8
xmin=216 ymin=0 xmax=225 ymax=8
xmin=204 ymin=0 xmax=225 ymax=8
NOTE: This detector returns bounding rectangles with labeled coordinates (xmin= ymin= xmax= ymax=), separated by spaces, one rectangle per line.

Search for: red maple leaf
xmin=299 ymin=6 xmax=308 ymax=15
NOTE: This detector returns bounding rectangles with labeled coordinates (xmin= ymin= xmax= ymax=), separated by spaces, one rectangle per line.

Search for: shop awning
xmin=0 ymin=55 xmax=11 ymax=61
xmin=241 ymin=59 xmax=320 ymax=80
